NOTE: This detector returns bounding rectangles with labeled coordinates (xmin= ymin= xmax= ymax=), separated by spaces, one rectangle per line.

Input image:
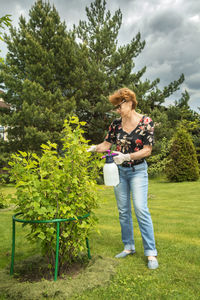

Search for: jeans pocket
xmin=134 ymin=164 xmax=147 ymax=172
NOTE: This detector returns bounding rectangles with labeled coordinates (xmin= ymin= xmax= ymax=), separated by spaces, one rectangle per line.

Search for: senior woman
xmin=88 ymin=87 xmax=158 ymax=269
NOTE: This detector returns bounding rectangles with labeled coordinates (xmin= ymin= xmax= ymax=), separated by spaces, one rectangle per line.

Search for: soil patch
xmin=13 ymin=254 xmax=89 ymax=282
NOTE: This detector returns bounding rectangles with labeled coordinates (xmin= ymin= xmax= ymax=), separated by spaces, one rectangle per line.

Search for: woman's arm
xmin=113 ymin=145 xmax=152 ymax=164
xmin=129 ymin=145 xmax=152 ymax=160
xmin=87 ymin=141 xmax=112 ymax=153
xmin=96 ymin=141 xmax=112 ymax=153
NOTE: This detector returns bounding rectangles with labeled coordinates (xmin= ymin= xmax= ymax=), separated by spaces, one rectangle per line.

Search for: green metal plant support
xmin=10 ymin=212 xmax=91 ymax=281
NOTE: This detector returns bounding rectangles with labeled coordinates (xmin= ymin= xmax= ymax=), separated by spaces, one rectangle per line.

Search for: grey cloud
xmin=128 ymin=2 xmax=200 ymax=109
xmin=183 ymin=1 xmax=200 ymax=15
xmin=187 ymin=74 xmax=200 ymax=90
xmin=147 ymin=10 xmax=183 ymax=36
xmin=0 ymin=0 xmax=32 ymax=14
xmin=0 ymin=0 xmax=199 ymax=111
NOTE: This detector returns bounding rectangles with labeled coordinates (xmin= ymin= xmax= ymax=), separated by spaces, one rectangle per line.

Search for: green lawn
xmin=0 ymin=178 xmax=200 ymax=299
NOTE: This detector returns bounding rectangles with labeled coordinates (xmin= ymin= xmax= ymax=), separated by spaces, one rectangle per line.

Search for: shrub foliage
xmin=8 ymin=117 xmax=102 ymax=274
xmin=147 ymin=137 xmax=171 ymax=177
xmin=0 ymin=191 xmax=8 ymax=208
xmin=165 ymin=127 xmax=199 ymax=182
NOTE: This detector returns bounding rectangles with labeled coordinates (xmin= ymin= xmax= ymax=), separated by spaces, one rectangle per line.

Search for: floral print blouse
xmin=105 ymin=116 xmax=154 ymax=165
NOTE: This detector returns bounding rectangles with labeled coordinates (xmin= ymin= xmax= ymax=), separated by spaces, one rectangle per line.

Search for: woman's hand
xmin=87 ymin=141 xmax=112 ymax=153
xmin=112 ymin=151 xmax=131 ymax=165
xmin=87 ymin=145 xmax=97 ymax=152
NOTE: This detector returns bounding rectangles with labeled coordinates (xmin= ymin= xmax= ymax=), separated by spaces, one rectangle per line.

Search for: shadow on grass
xmin=12 ymin=253 xmax=90 ymax=282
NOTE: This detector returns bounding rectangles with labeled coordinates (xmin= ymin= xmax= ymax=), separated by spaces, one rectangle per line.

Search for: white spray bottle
xmin=102 ymin=150 xmax=119 ymax=186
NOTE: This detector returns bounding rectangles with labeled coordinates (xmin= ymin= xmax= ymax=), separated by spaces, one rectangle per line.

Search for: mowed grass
xmin=0 ymin=178 xmax=200 ymax=299
xmin=0 ymin=185 xmax=39 ymax=269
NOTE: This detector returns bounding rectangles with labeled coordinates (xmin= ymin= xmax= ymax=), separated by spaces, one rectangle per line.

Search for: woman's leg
xmin=114 ymin=167 xmax=135 ymax=251
xmin=129 ymin=162 xmax=157 ymax=257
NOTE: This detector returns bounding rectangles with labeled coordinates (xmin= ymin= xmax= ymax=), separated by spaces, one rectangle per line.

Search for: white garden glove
xmin=87 ymin=145 xmax=97 ymax=152
xmin=112 ymin=151 xmax=131 ymax=165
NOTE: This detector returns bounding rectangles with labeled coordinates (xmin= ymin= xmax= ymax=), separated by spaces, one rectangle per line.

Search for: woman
xmin=88 ymin=88 xmax=158 ymax=269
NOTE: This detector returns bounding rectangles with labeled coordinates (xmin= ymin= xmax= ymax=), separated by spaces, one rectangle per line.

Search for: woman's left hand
xmin=112 ymin=151 xmax=131 ymax=165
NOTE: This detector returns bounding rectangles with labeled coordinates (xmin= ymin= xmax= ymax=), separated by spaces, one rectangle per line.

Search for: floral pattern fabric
xmin=105 ymin=116 xmax=154 ymax=165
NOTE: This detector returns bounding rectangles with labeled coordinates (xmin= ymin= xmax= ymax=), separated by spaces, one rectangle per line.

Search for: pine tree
xmin=0 ymin=15 xmax=12 ymax=63
xmin=74 ymin=0 xmax=146 ymax=143
xmin=0 ymin=1 xmax=77 ymax=161
xmin=74 ymin=0 xmax=184 ymax=143
xmin=165 ymin=126 xmax=199 ymax=182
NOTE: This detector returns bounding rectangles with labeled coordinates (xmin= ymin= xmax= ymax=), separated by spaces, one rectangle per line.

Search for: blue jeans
xmin=114 ymin=161 xmax=157 ymax=256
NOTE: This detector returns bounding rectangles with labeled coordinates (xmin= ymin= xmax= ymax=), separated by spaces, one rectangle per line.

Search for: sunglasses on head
xmin=114 ymin=99 xmax=127 ymax=110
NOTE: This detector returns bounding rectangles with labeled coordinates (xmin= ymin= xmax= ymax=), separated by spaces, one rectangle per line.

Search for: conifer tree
xmin=0 ymin=15 xmax=12 ymax=63
xmin=0 ymin=1 xmax=77 ymax=160
xmin=74 ymin=0 xmax=184 ymax=143
xmin=165 ymin=126 xmax=199 ymax=182
xmin=74 ymin=0 xmax=145 ymax=142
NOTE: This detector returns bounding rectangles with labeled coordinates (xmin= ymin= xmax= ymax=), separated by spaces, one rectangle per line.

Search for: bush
xmin=165 ymin=126 xmax=199 ymax=182
xmin=147 ymin=137 xmax=171 ymax=177
xmin=0 ymin=168 xmax=11 ymax=184
xmin=8 ymin=116 xmax=102 ymax=274
xmin=0 ymin=191 xmax=8 ymax=208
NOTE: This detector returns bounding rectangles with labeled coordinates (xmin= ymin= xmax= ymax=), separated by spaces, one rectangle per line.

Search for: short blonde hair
xmin=109 ymin=87 xmax=138 ymax=109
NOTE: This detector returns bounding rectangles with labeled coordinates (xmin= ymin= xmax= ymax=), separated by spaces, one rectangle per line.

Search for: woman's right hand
xmin=87 ymin=145 xmax=97 ymax=152
xmin=87 ymin=141 xmax=112 ymax=153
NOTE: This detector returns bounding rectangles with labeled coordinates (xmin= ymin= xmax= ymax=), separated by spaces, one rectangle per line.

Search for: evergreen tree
xmin=165 ymin=126 xmax=199 ymax=182
xmin=0 ymin=15 xmax=12 ymax=63
xmin=166 ymin=90 xmax=192 ymax=124
xmin=149 ymin=93 xmax=200 ymax=175
xmin=0 ymin=1 xmax=77 ymax=161
xmin=166 ymin=91 xmax=200 ymax=156
xmin=175 ymin=90 xmax=190 ymax=109
xmin=74 ymin=0 xmax=184 ymax=143
xmin=137 ymin=74 xmax=185 ymax=113
xmin=74 ymin=0 xmax=146 ymax=143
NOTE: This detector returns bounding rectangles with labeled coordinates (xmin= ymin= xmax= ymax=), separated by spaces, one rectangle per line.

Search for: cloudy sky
xmin=0 ymin=0 xmax=199 ymax=111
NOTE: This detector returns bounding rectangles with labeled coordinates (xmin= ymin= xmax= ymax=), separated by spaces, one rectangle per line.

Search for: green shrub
xmin=165 ymin=126 xmax=199 ymax=182
xmin=8 ymin=116 xmax=102 ymax=274
xmin=0 ymin=169 xmax=11 ymax=184
xmin=147 ymin=137 xmax=171 ymax=177
xmin=0 ymin=191 xmax=8 ymax=208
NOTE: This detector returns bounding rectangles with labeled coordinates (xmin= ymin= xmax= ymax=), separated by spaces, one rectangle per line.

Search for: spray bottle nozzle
xmin=102 ymin=150 xmax=118 ymax=159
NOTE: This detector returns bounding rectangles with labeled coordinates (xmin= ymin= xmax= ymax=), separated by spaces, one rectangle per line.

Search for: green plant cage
xmin=10 ymin=212 xmax=91 ymax=281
